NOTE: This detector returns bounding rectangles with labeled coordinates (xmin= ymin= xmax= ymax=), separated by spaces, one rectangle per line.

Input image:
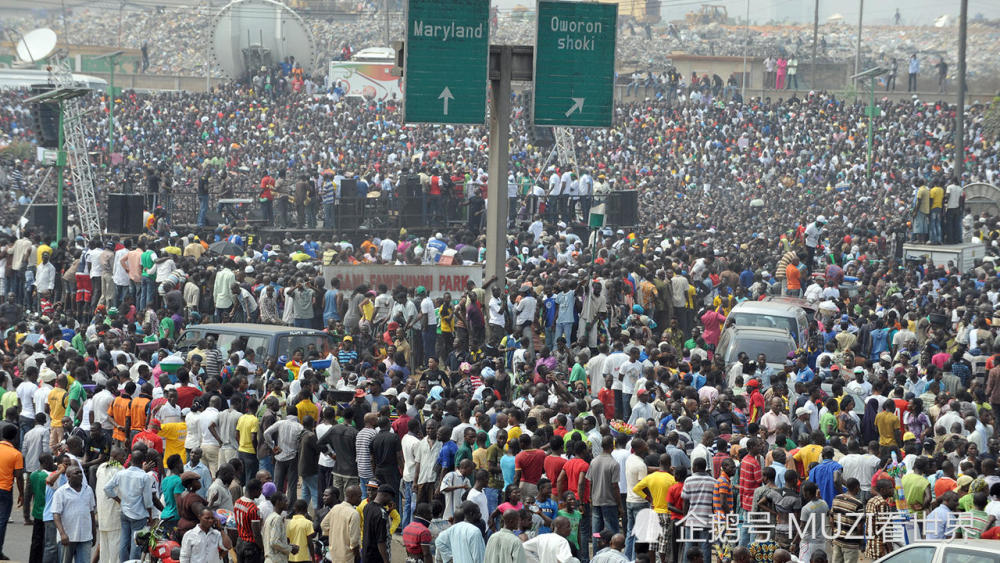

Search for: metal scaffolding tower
xmin=554 ymin=127 xmax=577 ymax=171
xmin=52 ymin=57 xmax=102 ymax=237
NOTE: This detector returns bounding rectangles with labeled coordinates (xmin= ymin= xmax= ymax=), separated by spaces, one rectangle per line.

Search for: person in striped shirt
xmin=739 ymin=439 xmax=764 ymax=512
xmin=713 ymin=458 xmax=737 ymax=562
xmin=681 ymin=457 xmax=717 ymax=563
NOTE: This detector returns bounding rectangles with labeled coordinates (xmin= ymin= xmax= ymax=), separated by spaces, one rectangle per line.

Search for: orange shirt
xmin=110 ymin=396 xmax=132 ymax=442
xmin=130 ymin=396 xmax=151 ymax=432
xmin=0 ymin=440 xmax=23 ymax=490
xmin=785 ymin=263 xmax=801 ymax=290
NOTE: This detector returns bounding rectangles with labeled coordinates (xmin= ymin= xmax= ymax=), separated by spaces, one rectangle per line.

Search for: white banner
xmin=323 ymin=264 xmax=483 ymax=298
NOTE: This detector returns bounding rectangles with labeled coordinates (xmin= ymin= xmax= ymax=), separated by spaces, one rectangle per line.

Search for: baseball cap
xmin=795 ymin=406 xmax=810 ymax=417
xmin=903 ymin=432 xmax=916 ymax=442
xmin=746 ymin=379 xmax=760 ymax=388
xmin=343 ymin=335 xmax=353 ymax=342
xmin=957 ymin=475 xmax=974 ymax=489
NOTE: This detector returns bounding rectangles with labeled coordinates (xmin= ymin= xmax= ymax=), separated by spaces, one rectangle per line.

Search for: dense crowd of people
xmin=0 ymin=8 xmax=999 ymax=563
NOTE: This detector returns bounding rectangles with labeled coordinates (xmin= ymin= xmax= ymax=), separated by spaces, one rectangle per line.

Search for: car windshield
xmin=728 ymin=313 xmax=798 ymax=342
xmin=726 ymin=338 xmax=793 ymax=365
xmin=176 ymin=331 xmax=269 ymax=361
xmin=278 ymin=334 xmax=334 ymax=361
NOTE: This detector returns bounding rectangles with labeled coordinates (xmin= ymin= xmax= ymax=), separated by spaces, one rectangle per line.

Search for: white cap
xmin=816 ymin=215 xmax=827 ymax=223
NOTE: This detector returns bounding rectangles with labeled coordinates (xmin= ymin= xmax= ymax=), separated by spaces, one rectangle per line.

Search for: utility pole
xmin=484 ymin=46 xmax=512 ymax=284
xmin=854 ymin=0 xmax=863 ymax=82
xmin=812 ymin=0 xmax=819 ymax=88
xmin=956 ymin=0 xmax=967 ymax=178
xmin=118 ymin=0 xmax=125 ymax=47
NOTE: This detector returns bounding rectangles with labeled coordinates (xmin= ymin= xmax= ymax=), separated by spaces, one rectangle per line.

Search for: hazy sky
xmin=493 ymin=0 xmax=1000 ymax=26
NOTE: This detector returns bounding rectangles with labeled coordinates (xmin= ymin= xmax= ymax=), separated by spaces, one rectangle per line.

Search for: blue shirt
xmin=808 ymin=459 xmax=844 ymax=508
xmin=323 ymin=289 xmax=340 ymax=323
xmin=500 ymin=454 xmax=516 ymax=488
xmin=103 ymin=465 xmax=154 ymax=520
xmin=542 ymin=297 xmax=557 ymax=327
xmin=184 ymin=462 xmax=212 ymax=499
xmin=796 ymin=367 xmax=815 ymax=384
xmin=770 ymin=463 xmax=787 ymax=488
xmin=536 ymin=498 xmax=559 ymax=534
xmin=437 ymin=441 xmax=458 ymax=470
xmin=555 ymin=291 xmax=575 ymax=324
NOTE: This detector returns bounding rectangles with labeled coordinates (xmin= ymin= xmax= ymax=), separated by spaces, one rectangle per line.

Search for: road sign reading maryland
xmin=404 ymin=0 xmax=490 ymax=124
xmin=533 ymin=1 xmax=617 ymax=128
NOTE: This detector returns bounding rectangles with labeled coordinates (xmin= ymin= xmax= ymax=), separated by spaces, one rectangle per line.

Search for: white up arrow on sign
xmin=564 ymin=97 xmax=585 ymax=117
xmin=438 ymin=87 xmax=454 ymax=116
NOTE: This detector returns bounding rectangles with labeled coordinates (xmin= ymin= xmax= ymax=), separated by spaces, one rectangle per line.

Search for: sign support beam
xmin=484 ymin=45 xmax=513 ymax=285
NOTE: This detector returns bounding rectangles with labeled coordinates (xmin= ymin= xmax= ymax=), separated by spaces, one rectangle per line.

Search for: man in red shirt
xmin=175 ymin=371 xmax=203 ymax=409
xmin=543 ymin=437 xmax=568 ymax=485
xmin=514 ymin=434 xmax=546 ymax=498
xmin=558 ymin=440 xmax=591 ymax=503
xmin=131 ymin=419 xmax=164 ymax=455
xmin=234 ymin=479 xmax=264 ymax=561
xmin=739 ymin=438 xmax=764 ymax=511
xmin=598 ymin=374 xmax=616 ymax=420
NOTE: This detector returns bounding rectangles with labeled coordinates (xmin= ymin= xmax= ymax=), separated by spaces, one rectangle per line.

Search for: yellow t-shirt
xmin=296 ymin=400 xmax=319 ymax=424
xmin=159 ymin=422 xmax=187 ymax=464
xmin=875 ymin=411 xmax=901 ymax=446
xmin=236 ymin=413 xmax=259 ymax=454
xmin=632 ymin=471 xmax=677 ymax=513
xmin=929 ymin=186 xmax=944 ymax=210
xmin=286 ymin=514 xmax=315 ymax=562
xmin=793 ymin=444 xmax=823 ymax=470
xmin=472 ymin=446 xmax=489 ymax=470
xmin=916 ymin=186 xmax=930 ymax=214
xmin=47 ymin=388 xmax=67 ymax=427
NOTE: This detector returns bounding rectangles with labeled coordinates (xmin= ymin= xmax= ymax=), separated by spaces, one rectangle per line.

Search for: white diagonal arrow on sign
xmin=438 ymin=87 xmax=454 ymax=115
xmin=564 ymin=97 xmax=585 ymax=117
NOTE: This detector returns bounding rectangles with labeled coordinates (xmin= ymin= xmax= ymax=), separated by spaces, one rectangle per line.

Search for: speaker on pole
xmin=606 ymin=190 xmax=638 ymax=227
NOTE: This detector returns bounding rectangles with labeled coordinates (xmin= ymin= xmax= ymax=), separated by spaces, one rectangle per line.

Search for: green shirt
xmin=30 ymin=470 xmax=48 ymax=520
xmin=66 ymin=381 xmax=86 ymax=424
xmin=569 ymin=363 xmax=587 ymax=385
xmin=160 ymin=474 xmax=184 ymax=520
xmin=485 ymin=444 xmax=504 ymax=489
xmin=557 ymin=509 xmax=582 ymax=549
xmin=140 ymin=250 xmax=156 ymax=278
xmin=0 ymin=388 xmax=17 ymax=415
xmin=455 ymin=443 xmax=474 ymax=467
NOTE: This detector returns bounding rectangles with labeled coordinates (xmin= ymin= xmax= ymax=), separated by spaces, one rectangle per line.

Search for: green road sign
xmin=404 ymin=0 xmax=490 ymax=124
xmin=533 ymin=0 xmax=617 ymax=128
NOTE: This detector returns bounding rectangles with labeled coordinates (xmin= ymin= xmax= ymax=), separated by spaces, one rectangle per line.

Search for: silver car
xmin=874 ymin=539 xmax=1000 ymax=563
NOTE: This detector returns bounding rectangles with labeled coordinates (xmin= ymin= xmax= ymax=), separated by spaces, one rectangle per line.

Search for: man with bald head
xmin=485 ymin=509 xmax=526 ymax=563
xmin=323 ymin=484 xmax=362 ymax=563
xmin=524 ymin=515 xmax=574 ymax=562
xmin=435 ymin=501 xmax=486 ymax=563
xmin=592 ymin=532 xmax=628 ymax=563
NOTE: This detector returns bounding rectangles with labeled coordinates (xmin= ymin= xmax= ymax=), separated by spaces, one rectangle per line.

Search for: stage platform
xmin=902 ymin=241 xmax=987 ymax=273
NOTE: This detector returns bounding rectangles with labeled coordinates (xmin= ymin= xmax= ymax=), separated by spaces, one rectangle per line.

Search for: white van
xmin=723 ymin=301 xmax=809 ymax=346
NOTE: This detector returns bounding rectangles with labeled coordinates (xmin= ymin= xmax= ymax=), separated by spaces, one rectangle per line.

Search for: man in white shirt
xmin=112 ymin=241 xmax=131 ymax=307
xmin=199 ymin=396 xmax=222 ymax=475
xmin=487 ymin=287 xmax=506 ymax=345
xmin=400 ymin=418 xmax=422 ymax=528
xmin=379 ymin=237 xmax=397 ymax=263
xmin=514 ymin=286 xmax=537 ymax=350
xmin=418 ymin=287 xmax=437 ymax=367
xmin=524 ymin=516 xmax=575 ymax=562
xmin=52 ymin=464 xmax=97 ymax=563
xmin=179 ymin=507 xmax=232 ymax=563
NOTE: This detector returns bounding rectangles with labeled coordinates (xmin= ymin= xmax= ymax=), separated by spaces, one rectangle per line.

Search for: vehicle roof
xmin=181 ymin=323 xmax=329 ymax=336
xmin=731 ymin=300 xmax=806 ymax=315
xmin=762 ymin=296 xmax=816 ymax=312
xmin=722 ymin=326 xmax=796 ymax=340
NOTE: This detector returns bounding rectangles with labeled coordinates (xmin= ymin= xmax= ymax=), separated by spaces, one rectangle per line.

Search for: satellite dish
xmin=16 ymin=28 xmax=57 ymax=63
xmin=211 ymin=0 xmax=316 ymax=79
